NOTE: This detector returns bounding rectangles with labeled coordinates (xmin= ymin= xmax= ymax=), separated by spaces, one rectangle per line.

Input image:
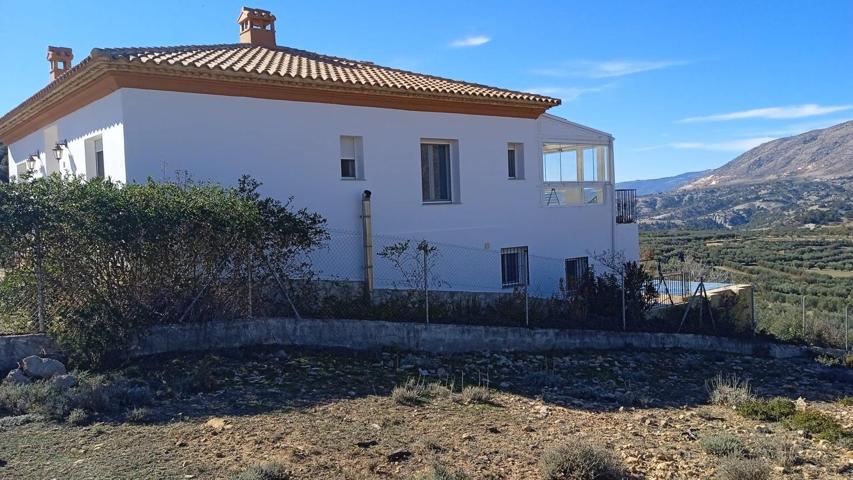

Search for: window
xmin=94 ymin=138 xmax=105 ymax=178
xmin=565 ymin=256 xmax=589 ymax=293
xmin=507 ymin=143 xmax=524 ymax=179
xmin=421 ymin=142 xmax=452 ymax=202
xmin=501 ymin=246 xmax=529 ymax=288
xmin=543 ymin=145 xmax=578 ymax=182
xmin=340 ymin=135 xmax=363 ymax=179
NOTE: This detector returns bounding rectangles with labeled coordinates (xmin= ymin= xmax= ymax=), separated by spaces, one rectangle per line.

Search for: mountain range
xmin=623 ymin=121 xmax=853 ymax=229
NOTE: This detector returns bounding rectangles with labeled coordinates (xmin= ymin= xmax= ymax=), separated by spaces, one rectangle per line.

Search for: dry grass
xmin=706 ymin=373 xmax=753 ymax=407
xmin=538 ymin=440 xmax=623 ymax=480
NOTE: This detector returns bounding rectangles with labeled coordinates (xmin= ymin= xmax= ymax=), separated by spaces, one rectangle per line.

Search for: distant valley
xmin=624 ymin=121 xmax=853 ymax=229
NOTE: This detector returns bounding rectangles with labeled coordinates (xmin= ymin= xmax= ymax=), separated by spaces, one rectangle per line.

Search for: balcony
xmin=616 ymin=188 xmax=636 ymax=224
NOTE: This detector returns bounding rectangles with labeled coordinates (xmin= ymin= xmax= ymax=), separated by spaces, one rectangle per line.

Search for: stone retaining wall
xmin=130 ymin=317 xmax=806 ymax=359
xmin=1 ymin=317 xmax=808 ymax=372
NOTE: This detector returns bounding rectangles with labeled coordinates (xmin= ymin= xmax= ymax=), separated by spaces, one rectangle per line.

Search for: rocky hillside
xmin=686 ymin=121 xmax=853 ymax=188
xmin=617 ymin=170 xmax=710 ymax=195
xmin=638 ymin=177 xmax=853 ymax=229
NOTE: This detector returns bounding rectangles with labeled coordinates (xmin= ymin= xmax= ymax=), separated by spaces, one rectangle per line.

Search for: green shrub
xmin=0 ymin=372 xmax=151 ymax=421
xmin=0 ymin=175 xmax=327 ymax=368
xmin=839 ymin=396 xmax=853 ymax=406
xmin=229 ymin=460 xmax=290 ymax=480
xmin=783 ymin=409 xmax=848 ymax=442
xmin=706 ymin=373 xmax=753 ymax=406
xmin=460 ymin=386 xmax=492 ymax=405
xmin=700 ymin=433 xmax=744 ymax=457
xmin=715 ymin=457 xmax=770 ymax=480
xmin=735 ymin=397 xmax=795 ymax=421
xmin=754 ymin=438 xmax=799 ymax=469
xmin=66 ymin=408 xmax=90 ymax=426
xmin=539 ymin=440 xmax=623 ymax=480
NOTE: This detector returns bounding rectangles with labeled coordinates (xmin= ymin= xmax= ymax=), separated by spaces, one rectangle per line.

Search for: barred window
xmin=565 ymin=256 xmax=589 ymax=293
xmin=501 ymin=246 xmax=529 ymax=288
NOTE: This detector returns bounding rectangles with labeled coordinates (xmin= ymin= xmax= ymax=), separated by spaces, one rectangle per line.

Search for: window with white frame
xmin=507 ymin=143 xmax=524 ymax=179
xmin=340 ymin=135 xmax=363 ymax=179
xmin=94 ymin=138 xmax=105 ymax=178
xmin=501 ymin=246 xmax=529 ymax=288
xmin=542 ymin=143 xmax=610 ymax=206
xmin=421 ymin=141 xmax=453 ymax=202
xmin=564 ymin=256 xmax=589 ymax=293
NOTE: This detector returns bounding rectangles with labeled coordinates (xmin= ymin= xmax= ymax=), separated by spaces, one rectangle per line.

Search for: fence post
xmin=247 ymin=249 xmax=253 ymax=319
xmin=802 ymin=296 xmax=806 ymax=338
xmin=846 ymin=305 xmax=849 ymax=351
xmin=524 ymin=286 xmax=529 ymax=327
xmin=35 ymin=250 xmax=45 ymax=333
xmin=423 ymin=245 xmax=429 ymax=325
xmin=621 ymin=273 xmax=626 ymax=331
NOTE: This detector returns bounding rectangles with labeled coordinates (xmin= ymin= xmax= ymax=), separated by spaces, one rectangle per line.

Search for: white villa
xmin=0 ymin=7 xmax=639 ymax=296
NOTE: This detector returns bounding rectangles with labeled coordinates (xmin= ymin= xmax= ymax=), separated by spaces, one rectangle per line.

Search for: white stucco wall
xmin=6 ymin=91 xmax=126 ymax=182
xmin=6 ymin=87 xmax=639 ymax=295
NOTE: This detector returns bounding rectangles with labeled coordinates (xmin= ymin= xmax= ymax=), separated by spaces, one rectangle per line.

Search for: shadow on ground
xmin=117 ymin=345 xmax=853 ymax=423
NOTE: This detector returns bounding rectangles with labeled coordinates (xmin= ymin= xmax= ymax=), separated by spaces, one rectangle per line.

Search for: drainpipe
xmin=361 ymin=190 xmax=374 ymax=300
xmin=609 ymin=138 xmax=616 ymax=256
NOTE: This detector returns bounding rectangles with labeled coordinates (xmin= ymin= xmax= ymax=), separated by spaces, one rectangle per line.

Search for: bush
xmin=229 ymin=461 xmax=290 ymax=480
xmin=125 ymin=407 xmax=154 ymax=424
xmin=735 ymin=398 xmax=795 ymax=421
xmin=783 ymin=409 xmax=848 ymax=442
xmin=0 ymin=175 xmax=326 ymax=368
xmin=392 ymin=379 xmax=425 ymax=406
xmin=839 ymin=396 xmax=853 ymax=407
xmin=460 ymin=386 xmax=492 ymax=405
xmin=715 ymin=457 xmax=770 ymax=480
xmin=700 ymin=433 xmax=744 ymax=457
xmin=0 ymin=372 xmax=151 ymax=421
xmin=411 ymin=464 xmax=469 ymax=480
xmin=706 ymin=373 xmax=753 ymax=406
xmin=539 ymin=440 xmax=623 ymax=480
xmin=66 ymin=408 xmax=90 ymax=426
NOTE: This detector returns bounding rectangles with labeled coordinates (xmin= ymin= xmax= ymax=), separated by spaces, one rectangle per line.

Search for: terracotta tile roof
xmin=91 ymin=44 xmax=560 ymax=106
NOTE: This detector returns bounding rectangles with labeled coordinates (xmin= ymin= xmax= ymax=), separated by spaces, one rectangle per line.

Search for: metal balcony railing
xmin=616 ymin=188 xmax=637 ymax=224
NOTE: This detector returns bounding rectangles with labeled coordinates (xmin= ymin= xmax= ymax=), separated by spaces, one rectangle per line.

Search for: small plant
xmin=815 ymin=354 xmax=840 ymax=367
xmin=735 ymin=397 xmax=795 ymax=421
xmin=700 ymin=433 xmax=744 ymax=457
xmin=838 ymin=396 xmax=853 ymax=406
xmin=754 ymin=438 xmax=799 ymax=469
xmin=125 ymin=407 xmax=153 ymax=424
xmin=229 ymin=460 xmax=290 ymax=480
xmin=539 ymin=440 xmax=624 ymax=480
xmin=783 ymin=409 xmax=848 ymax=442
xmin=715 ymin=457 xmax=770 ymax=480
xmin=66 ymin=408 xmax=90 ymax=426
xmin=460 ymin=385 xmax=492 ymax=405
xmin=411 ymin=464 xmax=470 ymax=480
xmin=706 ymin=373 xmax=753 ymax=406
xmin=392 ymin=378 xmax=426 ymax=406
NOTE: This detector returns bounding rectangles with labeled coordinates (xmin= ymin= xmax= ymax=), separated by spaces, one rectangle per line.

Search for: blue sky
xmin=1 ymin=0 xmax=851 ymax=181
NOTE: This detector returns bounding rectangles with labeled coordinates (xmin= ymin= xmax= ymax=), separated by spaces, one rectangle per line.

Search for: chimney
xmin=47 ymin=46 xmax=74 ymax=81
xmin=237 ymin=7 xmax=276 ymax=48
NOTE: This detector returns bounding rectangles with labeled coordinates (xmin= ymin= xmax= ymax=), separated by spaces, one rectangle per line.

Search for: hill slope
xmin=617 ymin=170 xmax=709 ymax=195
xmin=686 ymin=120 xmax=853 ymax=188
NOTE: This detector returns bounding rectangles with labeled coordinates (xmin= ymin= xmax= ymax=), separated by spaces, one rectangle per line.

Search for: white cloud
xmin=524 ymin=84 xmax=611 ymax=101
xmin=449 ymin=35 xmax=491 ymax=48
xmin=679 ymin=104 xmax=853 ymax=123
xmin=532 ymin=60 xmax=687 ymax=78
xmin=635 ymin=137 xmax=777 ymax=153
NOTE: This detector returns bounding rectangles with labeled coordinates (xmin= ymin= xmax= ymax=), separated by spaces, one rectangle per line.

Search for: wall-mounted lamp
xmin=52 ymin=140 xmax=68 ymax=161
xmin=26 ymin=151 xmax=40 ymax=172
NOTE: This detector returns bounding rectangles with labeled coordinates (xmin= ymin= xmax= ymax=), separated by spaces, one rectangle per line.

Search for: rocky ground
xmin=1 ymin=347 xmax=851 ymax=479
